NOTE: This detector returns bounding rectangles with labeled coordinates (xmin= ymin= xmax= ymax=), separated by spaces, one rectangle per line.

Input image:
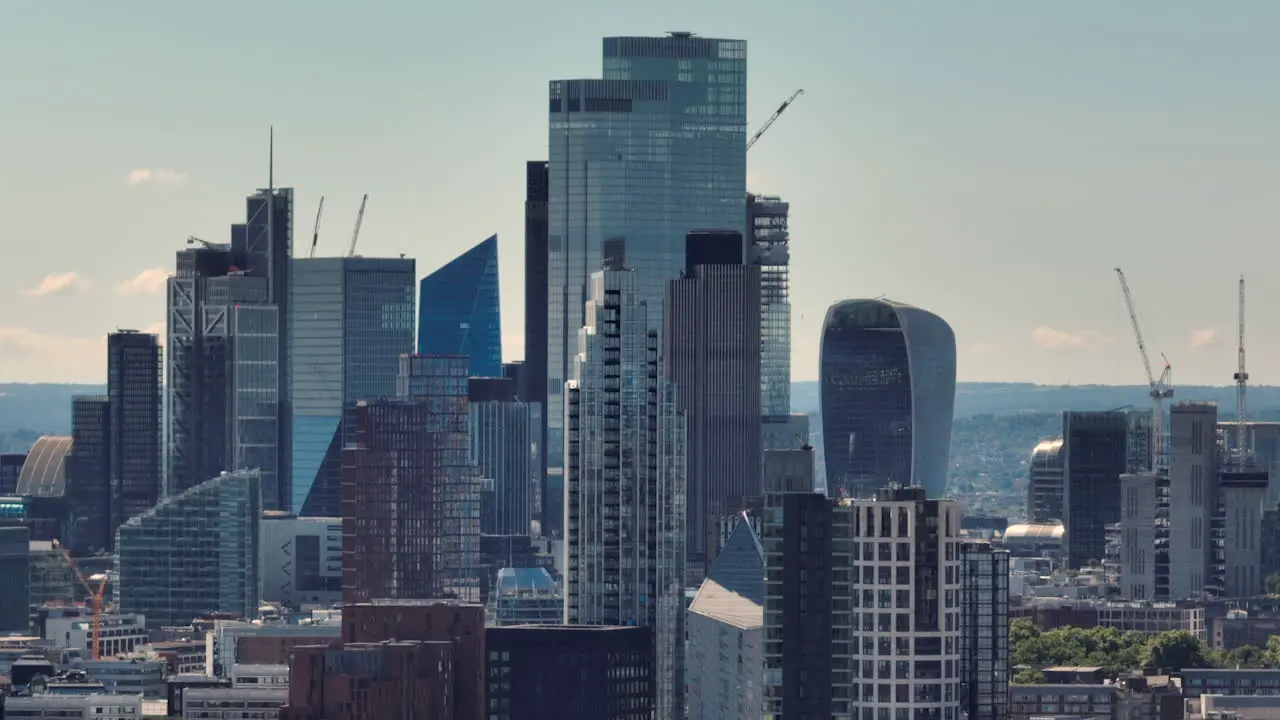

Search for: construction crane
xmin=186 ymin=235 xmax=215 ymax=249
xmin=52 ymin=540 xmax=110 ymax=660
xmin=346 ymin=194 xmax=368 ymax=258
xmin=1234 ymin=275 xmax=1249 ymax=464
xmin=307 ymin=196 xmax=325 ymax=259
xmin=747 ymin=89 xmax=804 ymax=150
xmin=1115 ymin=267 xmax=1174 ymax=470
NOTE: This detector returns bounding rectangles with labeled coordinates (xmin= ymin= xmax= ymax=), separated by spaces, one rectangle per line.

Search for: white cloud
xmin=0 ymin=327 xmax=107 ymax=383
xmin=1031 ymin=326 xmax=1103 ymax=352
xmin=1189 ymin=328 xmax=1220 ymax=348
xmin=117 ymin=268 xmax=170 ymax=296
xmin=126 ymin=168 xmax=189 ymax=186
xmin=746 ymin=172 xmax=773 ymax=193
xmin=23 ymin=271 xmax=89 ymax=297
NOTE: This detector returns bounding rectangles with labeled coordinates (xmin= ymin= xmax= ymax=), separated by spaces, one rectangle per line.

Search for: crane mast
xmin=1115 ymin=268 xmax=1174 ymax=470
xmin=1235 ymin=275 xmax=1249 ymax=463
xmin=346 ymin=194 xmax=368 ymax=258
xmin=307 ymin=196 xmax=325 ymax=259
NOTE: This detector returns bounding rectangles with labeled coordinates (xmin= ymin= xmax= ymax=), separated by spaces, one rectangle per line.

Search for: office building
xmin=341 ymin=600 xmax=486 ymax=720
xmin=488 ymin=567 xmax=562 ymax=626
xmin=1219 ymin=469 xmax=1267 ymax=597
xmin=523 ymin=160 xmax=552 ymax=534
xmin=115 ymin=470 xmax=261 ymax=629
xmin=1168 ymin=402 xmax=1218 ymax=597
xmin=2 ymin=692 xmax=143 ymax=718
xmin=687 ymin=518 xmax=764 ymax=720
xmin=183 ymin=687 xmax=288 ymax=720
xmin=545 ymin=34 xmax=749 ymax=539
xmin=291 ymin=256 xmax=416 ymax=516
xmin=819 ymin=298 xmax=957 ymax=498
xmin=16 ymin=435 xmax=73 ymax=499
xmin=167 ymin=244 xmax=284 ymax=510
xmin=0 ymin=526 xmax=29 ymax=632
xmin=107 ymin=330 xmax=163 ymax=535
xmin=469 ymin=377 xmax=541 ymax=537
xmin=1221 ymin=421 xmax=1280 ymax=507
xmin=665 ymin=231 xmax=762 ymax=572
xmin=1027 ymin=438 xmax=1065 ymax=524
xmin=749 ymin=193 xmax=792 ymax=419
xmin=1 ymin=453 xmax=27 ymax=495
xmin=259 ymin=513 xmax=342 ymax=609
xmin=960 ymin=540 xmax=1011 ymax=720
xmin=1119 ymin=470 xmax=1166 ymax=601
xmin=763 ymin=449 xmax=963 ymax=719
xmin=1062 ymin=410 xmax=1130 ymax=570
xmin=67 ymin=396 xmax=111 ymax=553
xmin=563 ymin=266 xmax=687 ymax=720
xmin=418 ymin=234 xmax=502 ymax=377
xmin=486 ymin=625 xmax=655 ymax=720
xmin=343 ymin=360 xmax=480 ymax=603
xmin=282 ymin=641 xmax=455 ymax=720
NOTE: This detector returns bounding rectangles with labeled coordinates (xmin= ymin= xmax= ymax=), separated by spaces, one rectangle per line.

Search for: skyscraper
xmin=1062 ymin=410 xmax=1129 ymax=569
xmin=819 ymin=298 xmax=957 ymax=498
xmin=523 ymin=161 xmax=551 ymax=534
xmin=1027 ymin=438 xmax=1065 ymax=523
xmin=167 ymin=249 xmax=282 ymax=507
xmin=749 ymin=193 xmax=791 ymax=419
xmin=107 ymin=330 xmax=162 ymax=534
xmin=546 ymin=33 xmax=748 ymax=521
xmin=291 ymin=256 xmax=416 ymax=515
xmin=468 ymin=376 xmax=541 ymax=537
xmin=664 ymin=231 xmax=761 ymax=573
xmin=67 ymin=396 xmax=111 ymax=554
xmin=417 ymin=235 xmax=502 ymax=378
xmin=343 ymin=356 xmax=480 ymax=604
xmin=115 ymin=469 xmax=261 ymax=629
xmin=563 ymin=266 xmax=687 ymax=720
xmin=960 ymin=540 xmax=1011 ymax=720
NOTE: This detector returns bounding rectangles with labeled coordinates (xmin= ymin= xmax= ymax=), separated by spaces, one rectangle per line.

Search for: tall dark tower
xmin=523 ymin=160 xmax=550 ymax=534
xmin=107 ymin=330 xmax=163 ymax=535
xmin=228 ymin=129 xmax=293 ymax=510
xmin=819 ymin=299 xmax=956 ymax=498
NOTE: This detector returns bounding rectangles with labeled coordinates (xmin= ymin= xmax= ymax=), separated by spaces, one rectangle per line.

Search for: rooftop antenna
xmin=1235 ymin=275 xmax=1249 ymax=463
xmin=269 ymin=125 xmax=274 ymax=193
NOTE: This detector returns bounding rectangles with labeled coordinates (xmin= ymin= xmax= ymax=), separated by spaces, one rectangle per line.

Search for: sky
xmin=3 ymin=1 xmax=1280 ymax=386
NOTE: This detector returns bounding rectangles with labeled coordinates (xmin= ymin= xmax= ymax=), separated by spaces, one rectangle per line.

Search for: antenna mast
xmin=1235 ymin=275 xmax=1249 ymax=462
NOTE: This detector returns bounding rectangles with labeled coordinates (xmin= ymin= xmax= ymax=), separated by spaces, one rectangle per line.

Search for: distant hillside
xmin=790 ymin=381 xmax=1280 ymax=419
xmin=4 ymin=380 xmax=1278 ymax=444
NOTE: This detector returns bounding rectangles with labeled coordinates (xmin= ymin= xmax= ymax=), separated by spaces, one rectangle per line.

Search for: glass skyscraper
xmin=819 ymin=298 xmax=957 ymax=499
xmin=107 ymin=330 xmax=162 ymax=536
xmin=115 ymin=469 xmax=261 ymax=629
xmin=417 ymin=234 xmax=502 ymax=378
xmin=291 ymin=256 xmax=416 ymax=515
xmin=545 ymin=34 xmax=748 ymax=517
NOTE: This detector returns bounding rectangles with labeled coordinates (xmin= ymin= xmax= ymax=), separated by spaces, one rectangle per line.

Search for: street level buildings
xmin=819 ymin=298 xmax=957 ymax=498
xmin=563 ymin=266 xmax=687 ymax=720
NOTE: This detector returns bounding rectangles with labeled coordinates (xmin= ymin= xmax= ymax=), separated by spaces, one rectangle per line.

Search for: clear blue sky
xmin=3 ymin=1 xmax=1279 ymax=386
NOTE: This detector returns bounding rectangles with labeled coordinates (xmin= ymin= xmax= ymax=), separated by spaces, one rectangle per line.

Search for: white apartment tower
xmin=563 ymin=262 xmax=687 ymax=720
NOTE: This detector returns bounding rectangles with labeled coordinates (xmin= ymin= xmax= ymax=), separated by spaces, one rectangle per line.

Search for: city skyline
xmin=5 ymin=2 xmax=1280 ymax=388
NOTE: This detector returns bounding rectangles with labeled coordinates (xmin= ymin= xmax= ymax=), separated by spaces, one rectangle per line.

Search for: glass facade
xmin=563 ymin=268 xmax=686 ymax=720
xmin=749 ymin=194 xmax=792 ymax=419
xmin=115 ymin=469 xmax=261 ymax=629
xmin=819 ymin=299 xmax=957 ymax=499
xmin=291 ymin=257 xmax=416 ymax=515
xmin=960 ymin=541 xmax=1010 ymax=720
xmin=468 ymin=378 xmax=541 ymax=537
xmin=1062 ymin=410 xmax=1129 ymax=569
xmin=417 ymin=234 xmax=502 ymax=378
xmin=546 ymin=35 xmax=748 ymax=524
xmin=68 ymin=396 xmax=111 ymax=554
xmin=107 ymin=330 xmax=163 ymax=536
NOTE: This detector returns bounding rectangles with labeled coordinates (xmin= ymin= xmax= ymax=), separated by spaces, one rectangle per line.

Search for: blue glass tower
xmin=291 ymin=256 xmax=416 ymax=516
xmin=418 ymin=234 xmax=502 ymax=378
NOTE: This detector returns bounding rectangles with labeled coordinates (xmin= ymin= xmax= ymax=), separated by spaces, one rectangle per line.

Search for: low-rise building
xmin=2 ymin=691 xmax=142 ymax=719
xmin=77 ymin=657 xmax=167 ymax=697
xmin=1181 ymin=668 xmax=1280 ymax=698
xmin=229 ymin=663 xmax=288 ymax=688
xmin=182 ymin=686 xmax=287 ymax=719
xmin=43 ymin=612 xmax=148 ymax=658
xmin=1097 ymin=602 xmax=1206 ymax=639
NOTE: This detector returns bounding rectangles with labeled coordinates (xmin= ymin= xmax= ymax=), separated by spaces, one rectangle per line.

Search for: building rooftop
xmin=689 ymin=518 xmax=764 ymax=630
xmin=15 ymin=436 xmax=72 ymax=498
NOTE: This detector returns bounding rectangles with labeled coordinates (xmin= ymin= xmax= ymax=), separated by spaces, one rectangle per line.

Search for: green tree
xmin=1143 ymin=631 xmax=1213 ymax=673
xmin=1216 ymin=645 xmax=1267 ymax=669
xmin=1013 ymin=667 xmax=1046 ymax=684
xmin=1266 ymin=573 xmax=1280 ymax=596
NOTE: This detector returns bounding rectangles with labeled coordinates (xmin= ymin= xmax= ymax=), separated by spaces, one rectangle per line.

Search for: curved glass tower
xmin=819 ymin=299 xmax=956 ymax=498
